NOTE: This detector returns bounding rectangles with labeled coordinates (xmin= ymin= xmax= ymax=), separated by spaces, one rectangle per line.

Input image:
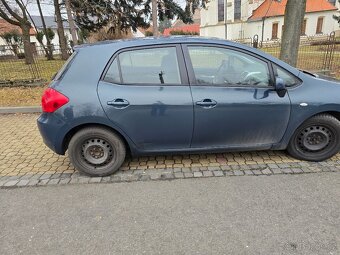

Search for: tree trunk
xmin=37 ymin=0 xmax=53 ymax=60
xmin=152 ymin=0 xmax=158 ymax=36
xmin=21 ymin=23 xmax=34 ymax=64
xmin=65 ymin=0 xmax=78 ymax=46
xmin=54 ymin=0 xmax=69 ymax=60
xmin=279 ymin=0 xmax=307 ymax=67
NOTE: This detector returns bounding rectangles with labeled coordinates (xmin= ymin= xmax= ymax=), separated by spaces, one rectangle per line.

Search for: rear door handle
xmin=107 ymin=98 xmax=130 ymax=108
xmin=196 ymin=99 xmax=217 ymax=108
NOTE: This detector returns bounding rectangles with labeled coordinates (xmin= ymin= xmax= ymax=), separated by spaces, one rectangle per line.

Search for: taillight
xmin=42 ymin=88 xmax=69 ymax=113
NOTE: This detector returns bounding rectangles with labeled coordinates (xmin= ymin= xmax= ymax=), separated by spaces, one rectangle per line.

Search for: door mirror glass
xmin=275 ymin=77 xmax=287 ymax=97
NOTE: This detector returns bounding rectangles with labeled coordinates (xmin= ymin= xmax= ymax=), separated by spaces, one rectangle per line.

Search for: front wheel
xmin=68 ymin=127 xmax=126 ymax=176
xmin=287 ymin=114 xmax=340 ymax=161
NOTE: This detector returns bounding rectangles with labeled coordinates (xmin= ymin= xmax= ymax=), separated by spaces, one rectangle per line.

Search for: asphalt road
xmin=1 ymin=173 xmax=339 ymax=255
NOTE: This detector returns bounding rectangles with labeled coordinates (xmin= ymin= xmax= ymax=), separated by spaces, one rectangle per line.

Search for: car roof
xmin=75 ymin=36 xmax=247 ymax=50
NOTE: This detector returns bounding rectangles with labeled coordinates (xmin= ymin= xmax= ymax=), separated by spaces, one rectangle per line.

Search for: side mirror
xmin=275 ymin=77 xmax=287 ymax=97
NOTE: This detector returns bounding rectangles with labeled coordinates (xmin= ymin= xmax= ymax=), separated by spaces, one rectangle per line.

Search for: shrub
xmin=145 ymin=31 xmax=153 ymax=37
xmin=17 ymin=53 xmax=25 ymax=59
xmin=169 ymin=30 xmax=199 ymax=36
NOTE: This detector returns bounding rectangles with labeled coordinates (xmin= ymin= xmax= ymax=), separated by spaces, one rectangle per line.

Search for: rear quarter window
xmin=53 ymin=51 xmax=78 ymax=81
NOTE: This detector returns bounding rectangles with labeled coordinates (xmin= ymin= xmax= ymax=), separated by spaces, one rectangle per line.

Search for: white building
xmin=29 ymin=15 xmax=77 ymax=48
xmin=200 ymin=0 xmax=340 ymax=41
xmin=0 ymin=16 xmax=76 ymax=56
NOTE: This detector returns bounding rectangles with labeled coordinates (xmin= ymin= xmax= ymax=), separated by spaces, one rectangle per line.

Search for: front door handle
xmin=196 ymin=99 xmax=217 ymax=108
xmin=107 ymin=98 xmax=130 ymax=108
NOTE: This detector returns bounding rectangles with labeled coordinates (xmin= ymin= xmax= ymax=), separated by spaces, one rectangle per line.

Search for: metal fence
xmin=0 ymin=32 xmax=339 ymax=87
xmin=0 ymin=45 xmax=70 ymax=87
xmin=233 ymin=31 xmax=339 ymax=77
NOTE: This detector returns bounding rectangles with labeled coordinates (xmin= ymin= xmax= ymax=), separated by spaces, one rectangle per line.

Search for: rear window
xmin=53 ymin=51 xmax=78 ymax=81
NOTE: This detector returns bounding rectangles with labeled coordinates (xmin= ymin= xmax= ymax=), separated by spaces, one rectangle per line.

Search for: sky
xmin=26 ymin=1 xmax=55 ymax=16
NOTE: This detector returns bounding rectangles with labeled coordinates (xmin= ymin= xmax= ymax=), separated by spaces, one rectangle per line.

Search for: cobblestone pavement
xmin=1 ymin=113 xmax=340 ymax=188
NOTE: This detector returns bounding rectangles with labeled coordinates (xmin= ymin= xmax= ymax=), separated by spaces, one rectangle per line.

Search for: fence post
xmin=253 ymin=34 xmax=259 ymax=48
xmin=322 ymin=31 xmax=336 ymax=73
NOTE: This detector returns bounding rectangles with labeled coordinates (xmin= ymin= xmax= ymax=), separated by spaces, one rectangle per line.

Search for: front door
xmin=98 ymin=45 xmax=193 ymax=151
xmin=183 ymin=45 xmax=291 ymax=149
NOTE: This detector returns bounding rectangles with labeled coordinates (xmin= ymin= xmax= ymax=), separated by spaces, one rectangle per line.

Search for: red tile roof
xmin=0 ymin=19 xmax=36 ymax=35
xmin=249 ymin=0 xmax=337 ymax=21
xmin=163 ymin=24 xmax=200 ymax=36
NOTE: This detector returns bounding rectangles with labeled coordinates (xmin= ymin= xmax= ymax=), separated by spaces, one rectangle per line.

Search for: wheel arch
xmin=275 ymin=110 xmax=340 ymax=150
xmin=323 ymin=111 xmax=340 ymax=122
xmin=62 ymin=123 xmax=133 ymax=156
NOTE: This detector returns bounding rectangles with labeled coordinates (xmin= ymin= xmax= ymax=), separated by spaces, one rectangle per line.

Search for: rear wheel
xmin=68 ymin=127 xmax=126 ymax=176
xmin=287 ymin=114 xmax=340 ymax=161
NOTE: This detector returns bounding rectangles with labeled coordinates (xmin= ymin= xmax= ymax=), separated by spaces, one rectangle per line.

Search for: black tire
xmin=287 ymin=114 xmax=340 ymax=161
xmin=68 ymin=127 xmax=126 ymax=177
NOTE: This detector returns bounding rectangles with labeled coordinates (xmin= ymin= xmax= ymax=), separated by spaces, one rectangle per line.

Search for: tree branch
xmin=0 ymin=0 xmax=24 ymax=22
xmin=15 ymin=0 xmax=27 ymax=19
xmin=0 ymin=7 xmax=21 ymax=26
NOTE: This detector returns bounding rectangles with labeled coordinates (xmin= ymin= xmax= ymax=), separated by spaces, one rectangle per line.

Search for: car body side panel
xmin=190 ymin=86 xmax=291 ymax=148
xmin=98 ymin=81 xmax=194 ymax=150
xmin=275 ymin=73 xmax=340 ymax=149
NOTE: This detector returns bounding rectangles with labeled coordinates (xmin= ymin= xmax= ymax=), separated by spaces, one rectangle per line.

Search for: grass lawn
xmin=0 ymin=57 xmax=65 ymax=82
xmin=0 ymin=57 xmax=65 ymax=107
xmin=0 ymin=47 xmax=339 ymax=107
xmin=0 ymin=85 xmax=47 ymax=107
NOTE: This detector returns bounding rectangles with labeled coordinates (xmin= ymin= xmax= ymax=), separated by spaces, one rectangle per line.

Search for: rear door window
xmin=104 ymin=47 xmax=181 ymax=85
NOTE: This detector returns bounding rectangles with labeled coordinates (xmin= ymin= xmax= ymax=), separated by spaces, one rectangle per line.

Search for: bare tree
xmin=279 ymin=0 xmax=307 ymax=67
xmin=36 ymin=0 xmax=53 ymax=59
xmin=0 ymin=0 xmax=34 ymax=64
xmin=152 ymin=0 xmax=158 ymax=36
xmin=54 ymin=0 xmax=68 ymax=60
xmin=64 ymin=0 xmax=77 ymax=45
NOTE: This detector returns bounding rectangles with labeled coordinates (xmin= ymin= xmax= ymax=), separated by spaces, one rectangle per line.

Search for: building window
xmin=316 ymin=17 xmax=324 ymax=34
xmin=272 ymin=23 xmax=278 ymax=39
xmin=328 ymin=0 xmax=336 ymax=6
xmin=234 ymin=0 xmax=241 ymax=20
xmin=301 ymin=19 xmax=307 ymax=35
xmin=218 ymin=0 xmax=224 ymax=22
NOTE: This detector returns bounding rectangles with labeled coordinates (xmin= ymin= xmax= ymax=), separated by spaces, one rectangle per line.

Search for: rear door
xmin=183 ymin=44 xmax=291 ymax=149
xmin=98 ymin=45 xmax=194 ymax=151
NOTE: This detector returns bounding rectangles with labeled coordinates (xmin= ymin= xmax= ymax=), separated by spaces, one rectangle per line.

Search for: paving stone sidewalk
xmin=1 ymin=113 xmax=340 ymax=188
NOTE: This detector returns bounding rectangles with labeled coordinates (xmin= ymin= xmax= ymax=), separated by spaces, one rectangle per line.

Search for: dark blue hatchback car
xmin=37 ymin=37 xmax=340 ymax=176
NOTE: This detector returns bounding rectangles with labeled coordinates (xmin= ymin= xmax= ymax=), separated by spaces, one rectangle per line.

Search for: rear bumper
xmin=37 ymin=113 xmax=67 ymax=155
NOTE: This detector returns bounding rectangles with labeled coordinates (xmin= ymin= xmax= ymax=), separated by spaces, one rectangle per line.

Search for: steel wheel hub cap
xmin=298 ymin=126 xmax=332 ymax=152
xmin=82 ymin=139 xmax=113 ymax=165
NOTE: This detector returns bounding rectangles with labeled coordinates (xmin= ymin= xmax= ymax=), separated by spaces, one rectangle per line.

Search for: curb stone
xmin=0 ymin=162 xmax=339 ymax=189
xmin=0 ymin=106 xmax=41 ymax=114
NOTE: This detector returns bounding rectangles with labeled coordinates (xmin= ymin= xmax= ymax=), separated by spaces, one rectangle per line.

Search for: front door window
xmin=187 ymin=46 xmax=271 ymax=87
